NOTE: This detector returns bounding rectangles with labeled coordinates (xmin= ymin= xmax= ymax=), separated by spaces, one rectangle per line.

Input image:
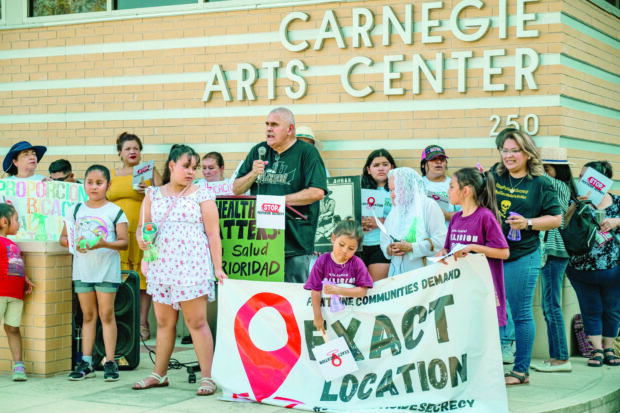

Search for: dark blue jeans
xmin=566 ymin=264 xmax=620 ymax=338
xmin=504 ymin=248 xmax=541 ymax=373
xmin=541 ymin=256 xmax=570 ymax=360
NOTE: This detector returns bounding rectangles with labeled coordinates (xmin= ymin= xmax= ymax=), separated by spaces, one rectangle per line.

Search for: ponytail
xmin=453 ymin=167 xmax=501 ymax=222
xmin=162 ymin=144 xmax=200 ymax=185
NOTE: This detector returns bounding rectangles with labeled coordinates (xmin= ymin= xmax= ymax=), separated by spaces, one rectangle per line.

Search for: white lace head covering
xmin=385 ymin=167 xmax=429 ymax=241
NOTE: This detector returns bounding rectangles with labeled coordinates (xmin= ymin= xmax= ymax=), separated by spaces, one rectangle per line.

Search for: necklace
xmin=508 ymin=174 xmax=526 ymax=194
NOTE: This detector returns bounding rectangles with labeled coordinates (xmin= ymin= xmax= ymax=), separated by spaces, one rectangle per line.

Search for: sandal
xmin=587 ymin=349 xmax=604 ymax=367
xmin=197 ymin=377 xmax=217 ymax=396
xmin=504 ymin=371 xmax=529 ymax=385
xmin=603 ymin=348 xmax=620 ymax=366
xmin=132 ymin=372 xmax=169 ymax=390
xmin=140 ymin=325 xmax=151 ymax=341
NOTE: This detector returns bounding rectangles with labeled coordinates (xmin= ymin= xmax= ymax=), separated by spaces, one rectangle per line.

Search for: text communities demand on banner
xmin=213 ymin=254 xmax=509 ymax=412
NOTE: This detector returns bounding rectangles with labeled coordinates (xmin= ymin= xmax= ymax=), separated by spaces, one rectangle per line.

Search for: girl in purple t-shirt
xmin=436 ymin=167 xmax=510 ymax=326
xmin=304 ymin=218 xmax=373 ymax=334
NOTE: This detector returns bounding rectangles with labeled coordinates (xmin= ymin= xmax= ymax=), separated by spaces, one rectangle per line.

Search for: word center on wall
xmin=202 ymin=2 xmax=541 ymax=102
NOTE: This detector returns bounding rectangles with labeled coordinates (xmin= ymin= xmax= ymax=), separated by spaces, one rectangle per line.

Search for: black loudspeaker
xmin=89 ymin=270 xmax=141 ymax=370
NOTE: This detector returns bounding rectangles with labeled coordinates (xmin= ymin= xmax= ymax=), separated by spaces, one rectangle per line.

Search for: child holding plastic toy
xmin=60 ymin=165 xmax=128 ymax=382
xmin=304 ymin=218 xmax=373 ymax=333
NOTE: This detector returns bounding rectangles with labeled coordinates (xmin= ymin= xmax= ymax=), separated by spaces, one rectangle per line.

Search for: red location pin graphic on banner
xmin=234 ymin=292 xmax=302 ymax=402
xmin=367 ymin=197 xmax=375 ymax=208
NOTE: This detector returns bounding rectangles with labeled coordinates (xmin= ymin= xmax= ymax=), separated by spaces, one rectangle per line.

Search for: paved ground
xmin=1 ymin=338 xmax=619 ymax=413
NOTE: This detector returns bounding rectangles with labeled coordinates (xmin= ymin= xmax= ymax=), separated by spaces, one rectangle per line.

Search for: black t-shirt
xmin=492 ymin=171 xmax=561 ymax=262
xmin=237 ymin=140 xmax=328 ymax=257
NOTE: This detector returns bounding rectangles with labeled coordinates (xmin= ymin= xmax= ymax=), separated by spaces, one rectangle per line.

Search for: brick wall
xmin=0 ymin=0 xmax=617 ymax=185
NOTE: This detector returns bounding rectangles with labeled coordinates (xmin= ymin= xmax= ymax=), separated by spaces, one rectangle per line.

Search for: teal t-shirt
xmin=237 ymin=140 xmax=328 ymax=257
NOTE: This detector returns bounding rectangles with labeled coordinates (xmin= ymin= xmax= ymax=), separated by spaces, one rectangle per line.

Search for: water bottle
xmin=507 ymin=212 xmax=521 ymax=241
xmin=142 ymin=222 xmax=158 ymax=262
xmin=322 ymin=279 xmax=345 ymax=313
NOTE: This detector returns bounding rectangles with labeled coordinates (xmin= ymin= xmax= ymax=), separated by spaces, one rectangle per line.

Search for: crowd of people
xmin=0 ymin=107 xmax=618 ymax=395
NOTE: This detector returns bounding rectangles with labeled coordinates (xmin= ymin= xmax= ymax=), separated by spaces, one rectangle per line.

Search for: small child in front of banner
xmin=59 ymin=165 xmax=129 ymax=382
xmin=304 ymin=217 xmax=373 ymax=334
xmin=437 ymin=167 xmax=510 ymax=328
xmin=0 ymin=203 xmax=35 ymax=381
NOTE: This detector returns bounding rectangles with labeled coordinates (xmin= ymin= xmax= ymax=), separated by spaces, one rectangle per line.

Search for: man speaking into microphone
xmin=233 ymin=107 xmax=327 ymax=283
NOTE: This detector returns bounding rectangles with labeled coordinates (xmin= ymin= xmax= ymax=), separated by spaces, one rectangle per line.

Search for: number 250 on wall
xmin=490 ymin=114 xmax=539 ymax=137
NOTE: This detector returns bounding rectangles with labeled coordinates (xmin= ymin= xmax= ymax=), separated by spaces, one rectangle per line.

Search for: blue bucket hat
xmin=3 ymin=141 xmax=47 ymax=174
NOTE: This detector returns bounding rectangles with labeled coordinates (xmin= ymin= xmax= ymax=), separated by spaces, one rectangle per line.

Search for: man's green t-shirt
xmin=237 ymin=140 xmax=328 ymax=257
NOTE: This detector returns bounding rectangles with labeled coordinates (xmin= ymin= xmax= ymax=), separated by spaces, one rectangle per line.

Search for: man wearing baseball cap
xmin=420 ymin=144 xmax=459 ymax=225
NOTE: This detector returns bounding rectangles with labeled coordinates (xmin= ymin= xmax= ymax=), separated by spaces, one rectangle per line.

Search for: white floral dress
xmin=146 ymin=185 xmax=216 ymax=308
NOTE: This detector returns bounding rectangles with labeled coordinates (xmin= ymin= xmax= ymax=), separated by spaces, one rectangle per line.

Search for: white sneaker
xmin=502 ymin=347 xmax=515 ymax=364
xmin=530 ymin=360 xmax=572 ymax=373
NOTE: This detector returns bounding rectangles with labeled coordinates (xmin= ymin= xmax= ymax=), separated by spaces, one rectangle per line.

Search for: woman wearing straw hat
xmin=2 ymin=141 xmax=47 ymax=180
xmin=530 ymin=147 xmax=577 ymax=373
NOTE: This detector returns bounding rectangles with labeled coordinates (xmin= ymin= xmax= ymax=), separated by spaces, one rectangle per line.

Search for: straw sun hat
xmin=539 ymin=147 xmax=574 ymax=165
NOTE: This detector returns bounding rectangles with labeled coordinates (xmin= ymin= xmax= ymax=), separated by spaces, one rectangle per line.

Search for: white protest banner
xmin=213 ymin=254 xmax=508 ymax=412
xmin=0 ymin=179 xmax=86 ymax=241
xmin=255 ymin=195 xmax=285 ymax=230
xmin=577 ymin=167 xmax=613 ymax=206
xmin=198 ymin=179 xmax=234 ymax=196
xmin=132 ymin=160 xmax=154 ymax=190
xmin=312 ymin=335 xmax=358 ymax=382
xmin=361 ymin=189 xmax=386 ymax=217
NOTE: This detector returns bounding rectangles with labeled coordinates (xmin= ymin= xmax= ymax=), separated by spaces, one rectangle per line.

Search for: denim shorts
xmin=73 ymin=280 xmax=120 ymax=293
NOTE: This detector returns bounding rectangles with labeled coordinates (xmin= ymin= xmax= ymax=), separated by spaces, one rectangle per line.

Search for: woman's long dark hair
xmin=162 ymin=144 xmax=200 ymax=185
xmin=453 ymin=167 xmax=501 ymax=222
xmin=549 ymin=164 xmax=578 ymax=199
xmin=361 ymin=149 xmax=396 ymax=189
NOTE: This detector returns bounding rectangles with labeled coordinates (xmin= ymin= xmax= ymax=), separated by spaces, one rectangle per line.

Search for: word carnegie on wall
xmin=202 ymin=1 xmax=541 ymax=103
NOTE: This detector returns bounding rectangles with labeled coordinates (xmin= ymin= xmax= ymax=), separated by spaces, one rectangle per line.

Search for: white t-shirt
xmin=67 ymin=202 xmax=128 ymax=284
xmin=3 ymin=174 xmax=46 ymax=181
xmin=422 ymin=176 xmax=460 ymax=214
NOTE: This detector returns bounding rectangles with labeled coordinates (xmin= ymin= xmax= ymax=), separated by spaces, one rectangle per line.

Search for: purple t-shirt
xmin=304 ymin=253 xmax=374 ymax=291
xmin=444 ymin=207 xmax=509 ymax=326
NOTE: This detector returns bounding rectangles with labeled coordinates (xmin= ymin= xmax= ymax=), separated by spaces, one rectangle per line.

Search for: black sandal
xmin=504 ymin=371 xmax=529 ymax=385
xmin=587 ymin=349 xmax=604 ymax=367
xmin=603 ymin=348 xmax=620 ymax=366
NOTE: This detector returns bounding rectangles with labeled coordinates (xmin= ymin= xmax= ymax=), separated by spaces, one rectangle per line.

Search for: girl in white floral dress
xmin=133 ymin=144 xmax=226 ymax=396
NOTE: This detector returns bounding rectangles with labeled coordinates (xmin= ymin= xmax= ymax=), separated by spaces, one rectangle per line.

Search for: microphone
xmin=256 ymin=146 xmax=267 ymax=195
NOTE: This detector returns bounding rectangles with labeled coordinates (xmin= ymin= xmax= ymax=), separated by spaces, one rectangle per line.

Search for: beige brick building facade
xmin=0 ymin=0 xmax=618 ymax=376
xmin=0 ymin=0 xmax=618 ymax=185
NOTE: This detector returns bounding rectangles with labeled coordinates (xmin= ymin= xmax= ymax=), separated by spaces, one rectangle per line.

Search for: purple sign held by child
xmin=322 ymin=279 xmax=345 ymax=313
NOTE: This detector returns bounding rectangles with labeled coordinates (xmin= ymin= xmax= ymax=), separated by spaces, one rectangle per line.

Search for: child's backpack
xmin=559 ymin=199 xmax=599 ymax=255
